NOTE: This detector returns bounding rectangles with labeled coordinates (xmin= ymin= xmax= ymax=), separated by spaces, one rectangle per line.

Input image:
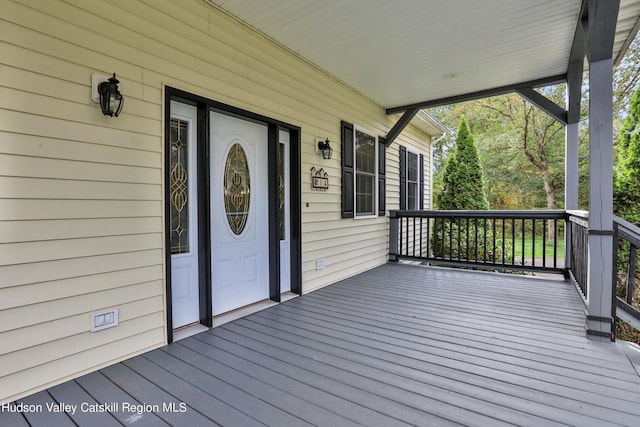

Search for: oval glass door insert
xmin=224 ymin=143 xmax=251 ymax=235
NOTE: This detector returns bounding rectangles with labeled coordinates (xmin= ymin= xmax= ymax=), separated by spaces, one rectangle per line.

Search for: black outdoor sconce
xmin=98 ymin=73 xmax=124 ymax=117
xmin=317 ymin=138 xmax=333 ymax=160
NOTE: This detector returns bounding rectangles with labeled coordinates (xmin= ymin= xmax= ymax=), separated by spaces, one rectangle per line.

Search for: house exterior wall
xmin=0 ymin=0 xmax=433 ymax=402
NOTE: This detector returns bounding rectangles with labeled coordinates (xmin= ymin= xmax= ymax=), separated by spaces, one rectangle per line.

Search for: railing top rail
xmin=389 ymin=209 xmax=567 ymax=219
xmin=569 ymin=215 xmax=589 ymax=228
xmin=614 ymin=215 xmax=640 ymax=247
xmin=566 ymin=209 xmax=589 ymax=219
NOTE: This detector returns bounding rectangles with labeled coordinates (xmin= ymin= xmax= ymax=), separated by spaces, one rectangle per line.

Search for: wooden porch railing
xmin=389 ymin=210 xmax=566 ymax=274
xmin=566 ymin=211 xmax=589 ymax=299
xmin=613 ymin=216 xmax=640 ymax=331
xmin=389 ymin=209 xmax=640 ymax=340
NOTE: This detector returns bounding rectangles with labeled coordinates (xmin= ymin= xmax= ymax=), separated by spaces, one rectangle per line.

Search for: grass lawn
xmin=512 ymin=237 xmax=565 ymax=259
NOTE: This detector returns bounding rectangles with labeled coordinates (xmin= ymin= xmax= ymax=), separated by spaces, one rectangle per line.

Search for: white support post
xmin=565 ymin=56 xmax=582 ymax=273
xmin=565 ymin=122 xmax=580 ymax=272
xmin=586 ymin=58 xmax=615 ymax=340
xmin=565 ymin=123 xmax=580 ymax=211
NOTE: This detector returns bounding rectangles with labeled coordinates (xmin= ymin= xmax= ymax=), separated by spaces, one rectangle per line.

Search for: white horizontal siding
xmin=0 ymin=308 xmax=164 ymax=378
xmin=0 ymin=0 xmax=433 ymax=402
xmin=0 ymin=200 xmax=161 ymax=221
xmin=1 ymin=328 xmax=165 ymax=405
xmin=0 ymin=218 xmax=162 ymax=244
xmin=0 ymin=234 xmax=162 ymax=266
xmin=0 ymin=266 xmax=163 ymax=309
xmin=0 ymin=177 xmax=162 ymax=201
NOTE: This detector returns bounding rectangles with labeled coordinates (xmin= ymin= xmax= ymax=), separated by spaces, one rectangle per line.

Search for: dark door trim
xmin=289 ymin=128 xmax=302 ymax=295
xmin=268 ymin=124 xmax=281 ymax=302
xmin=164 ymin=86 xmax=302 ymax=343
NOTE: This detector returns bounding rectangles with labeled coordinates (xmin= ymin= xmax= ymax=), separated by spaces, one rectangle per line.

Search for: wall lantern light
xmin=317 ymin=138 xmax=333 ymax=160
xmin=92 ymin=73 xmax=124 ymax=117
xmin=98 ymin=73 xmax=124 ymax=117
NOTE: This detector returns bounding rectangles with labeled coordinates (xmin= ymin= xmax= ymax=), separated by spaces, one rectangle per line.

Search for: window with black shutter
xmin=378 ymin=137 xmax=386 ymax=216
xmin=419 ymin=153 xmax=425 ymax=209
xmin=341 ymin=121 xmax=385 ymax=218
xmin=341 ymin=121 xmax=355 ymax=218
xmin=399 ymin=146 xmax=407 ymax=210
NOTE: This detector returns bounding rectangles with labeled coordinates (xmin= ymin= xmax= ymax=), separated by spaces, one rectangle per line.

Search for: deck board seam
xmin=232 ymin=316 xmax=637 ymax=425
xmin=252 ymin=306 xmax=640 ymax=394
xmin=273 ymin=299 xmax=636 ymax=377
xmin=210 ymin=325 xmax=533 ymax=427
xmin=192 ymin=330 xmax=456 ymax=427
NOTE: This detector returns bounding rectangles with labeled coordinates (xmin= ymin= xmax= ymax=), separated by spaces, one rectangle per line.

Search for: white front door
xmin=210 ymin=112 xmax=269 ymax=315
xmin=278 ymin=130 xmax=291 ymax=293
xmin=169 ymin=101 xmax=200 ymax=328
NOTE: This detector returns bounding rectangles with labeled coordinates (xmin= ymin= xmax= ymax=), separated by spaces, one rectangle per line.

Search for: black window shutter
xmin=341 ymin=121 xmax=354 ymax=218
xmin=399 ymin=146 xmax=407 ymax=210
xmin=378 ymin=137 xmax=386 ymax=216
xmin=419 ymin=153 xmax=425 ymax=209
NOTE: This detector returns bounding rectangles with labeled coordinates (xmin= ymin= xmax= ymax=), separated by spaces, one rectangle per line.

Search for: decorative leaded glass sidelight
xmin=224 ymin=143 xmax=251 ymax=235
xmin=170 ymin=119 xmax=190 ymax=254
xmin=278 ymin=143 xmax=285 ymax=240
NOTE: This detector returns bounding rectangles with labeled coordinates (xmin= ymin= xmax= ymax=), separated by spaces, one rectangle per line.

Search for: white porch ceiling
xmin=207 ymin=1 xmax=640 ymax=110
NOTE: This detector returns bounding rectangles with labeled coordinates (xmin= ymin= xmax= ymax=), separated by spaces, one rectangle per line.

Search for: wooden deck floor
xmin=4 ymin=263 xmax=640 ymax=426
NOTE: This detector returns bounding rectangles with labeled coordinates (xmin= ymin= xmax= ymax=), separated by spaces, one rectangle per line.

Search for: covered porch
xmin=3 ymin=0 xmax=640 ymax=421
xmin=202 ymin=0 xmax=640 ymax=338
xmin=4 ymin=263 xmax=640 ymax=426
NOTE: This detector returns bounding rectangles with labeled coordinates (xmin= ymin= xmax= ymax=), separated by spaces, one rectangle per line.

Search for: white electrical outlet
xmin=91 ymin=308 xmax=119 ymax=332
xmin=316 ymin=259 xmax=325 ymax=270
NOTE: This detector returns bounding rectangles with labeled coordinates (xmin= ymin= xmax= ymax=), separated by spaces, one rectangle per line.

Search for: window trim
xmin=400 ymin=145 xmax=425 ymax=211
xmin=353 ymin=125 xmax=378 ymax=219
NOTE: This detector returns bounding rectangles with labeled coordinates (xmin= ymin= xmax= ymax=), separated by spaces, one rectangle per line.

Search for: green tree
xmin=614 ymin=85 xmax=640 ymax=224
xmin=432 ymin=117 xmax=503 ymax=261
xmin=613 ymin=85 xmax=640 ymax=343
xmin=435 ymin=116 xmax=489 ymax=210
xmin=430 ymin=92 xmax=566 ymax=214
xmin=480 ymin=88 xmax=566 ymax=212
xmin=614 ymin=35 xmax=640 ymax=124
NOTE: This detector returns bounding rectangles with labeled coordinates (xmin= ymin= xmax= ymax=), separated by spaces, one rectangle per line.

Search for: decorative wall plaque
xmin=311 ymin=167 xmax=329 ymax=191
